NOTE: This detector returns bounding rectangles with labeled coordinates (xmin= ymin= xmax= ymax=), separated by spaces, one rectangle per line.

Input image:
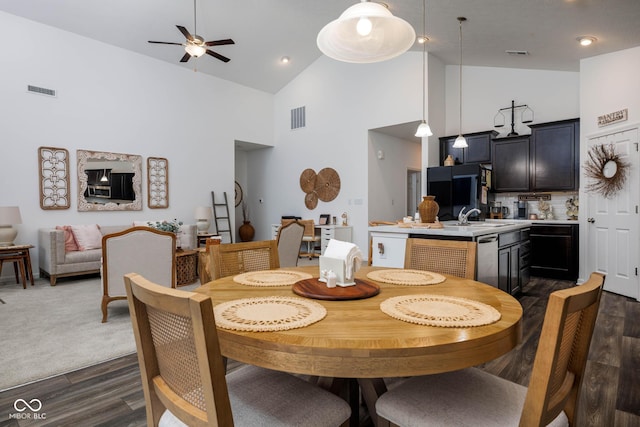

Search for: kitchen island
xmin=369 ymin=218 xmax=578 ymax=293
xmin=369 ymin=220 xmax=531 ymax=294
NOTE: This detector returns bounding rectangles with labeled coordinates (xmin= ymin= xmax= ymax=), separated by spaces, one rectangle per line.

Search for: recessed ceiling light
xmin=577 ymin=36 xmax=596 ymax=46
xmin=281 ymin=56 xmax=290 ymax=63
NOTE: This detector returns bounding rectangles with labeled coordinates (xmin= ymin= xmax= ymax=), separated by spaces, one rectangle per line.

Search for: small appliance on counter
xmin=514 ymin=200 xmax=528 ymax=219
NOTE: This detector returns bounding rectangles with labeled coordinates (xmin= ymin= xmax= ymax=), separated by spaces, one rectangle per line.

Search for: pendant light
xmin=452 ymin=17 xmax=468 ymax=149
xmin=415 ymin=0 xmax=433 ymax=138
xmin=317 ymin=0 xmax=415 ymax=63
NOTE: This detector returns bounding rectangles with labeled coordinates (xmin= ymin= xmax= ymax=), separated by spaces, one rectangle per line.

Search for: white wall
xmin=254 ymin=53 xmax=426 ymax=253
xmin=578 ymin=46 xmax=640 ymax=282
xmin=444 ymin=66 xmax=580 ymax=137
xmin=0 ymin=11 xmax=273 ymax=279
xmin=368 ymin=132 xmax=422 ymax=222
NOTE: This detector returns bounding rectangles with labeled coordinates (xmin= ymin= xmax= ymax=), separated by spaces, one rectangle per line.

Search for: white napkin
xmin=323 ymin=239 xmax=363 ymax=280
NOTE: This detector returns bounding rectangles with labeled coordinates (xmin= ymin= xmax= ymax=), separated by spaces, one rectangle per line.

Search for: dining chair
xmin=276 ymin=220 xmax=305 ymax=267
xmin=101 ymin=226 xmax=176 ymax=323
xmin=208 ymin=240 xmax=280 ymax=280
xmin=404 ymin=238 xmax=477 ymax=279
xmin=376 ymin=272 xmax=605 ymax=427
xmin=299 ymin=219 xmax=321 ymax=259
xmin=124 ymin=273 xmax=351 ymax=427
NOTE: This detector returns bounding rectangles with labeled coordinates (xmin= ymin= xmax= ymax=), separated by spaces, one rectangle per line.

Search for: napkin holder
xmin=318 ymin=256 xmax=356 ymax=287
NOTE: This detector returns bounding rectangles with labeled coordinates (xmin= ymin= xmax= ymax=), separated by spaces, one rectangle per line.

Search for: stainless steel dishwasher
xmin=476 ymin=234 xmax=499 ymax=287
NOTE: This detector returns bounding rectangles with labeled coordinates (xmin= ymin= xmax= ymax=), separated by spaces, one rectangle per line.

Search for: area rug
xmin=0 ymin=276 xmax=199 ymax=391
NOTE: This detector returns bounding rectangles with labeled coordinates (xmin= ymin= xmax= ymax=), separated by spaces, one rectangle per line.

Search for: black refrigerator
xmin=426 ymin=164 xmax=488 ymax=221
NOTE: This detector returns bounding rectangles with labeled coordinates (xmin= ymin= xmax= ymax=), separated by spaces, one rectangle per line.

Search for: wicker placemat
xmin=233 ymin=270 xmax=313 ymax=287
xmin=380 ymin=294 xmax=501 ymax=327
xmin=367 ymin=269 xmax=446 ymax=286
xmin=214 ymin=296 xmax=327 ymax=332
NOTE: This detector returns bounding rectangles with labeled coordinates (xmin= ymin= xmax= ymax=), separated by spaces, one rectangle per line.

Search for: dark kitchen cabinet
xmin=498 ymin=228 xmax=530 ymax=295
xmin=530 ymin=119 xmax=580 ymax=191
xmin=491 ymin=136 xmax=530 ymax=192
xmin=530 ymin=223 xmax=578 ymax=280
xmin=491 ymin=119 xmax=580 ymax=193
xmin=440 ymin=130 xmax=498 ymax=165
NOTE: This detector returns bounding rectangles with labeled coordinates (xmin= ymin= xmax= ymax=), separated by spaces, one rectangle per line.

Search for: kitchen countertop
xmin=369 ymin=218 xmax=578 ymax=238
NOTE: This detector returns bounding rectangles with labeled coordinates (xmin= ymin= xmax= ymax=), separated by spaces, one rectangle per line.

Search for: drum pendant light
xmin=452 ymin=17 xmax=468 ymax=149
xmin=415 ymin=0 xmax=433 ymax=137
xmin=317 ymin=0 xmax=415 ymax=63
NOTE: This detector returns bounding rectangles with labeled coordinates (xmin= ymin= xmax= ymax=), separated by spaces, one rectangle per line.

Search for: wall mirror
xmin=77 ymin=149 xmax=142 ymax=211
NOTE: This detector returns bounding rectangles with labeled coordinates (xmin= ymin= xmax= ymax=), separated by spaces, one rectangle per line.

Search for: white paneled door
xmin=586 ymin=126 xmax=639 ymax=300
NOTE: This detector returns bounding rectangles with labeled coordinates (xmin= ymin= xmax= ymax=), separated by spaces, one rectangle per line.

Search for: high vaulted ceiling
xmin=1 ymin=0 xmax=639 ymax=94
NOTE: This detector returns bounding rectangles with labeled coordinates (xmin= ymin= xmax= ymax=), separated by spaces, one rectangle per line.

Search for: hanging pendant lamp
xmin=415 ymin=0 xmax=432 ymax=137
xmin=452 ymin=17 xmax=468 ymax=149
xmin=317 ymin=0 xmax=415 ymax=63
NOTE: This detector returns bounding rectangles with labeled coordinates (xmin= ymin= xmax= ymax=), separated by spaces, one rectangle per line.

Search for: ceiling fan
xmin=148 ymin=0 xmax=234 ymax=63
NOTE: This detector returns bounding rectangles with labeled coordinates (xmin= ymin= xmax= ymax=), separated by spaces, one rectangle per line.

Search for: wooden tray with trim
xmin=293 ymin=278 xmax=380 ymax=301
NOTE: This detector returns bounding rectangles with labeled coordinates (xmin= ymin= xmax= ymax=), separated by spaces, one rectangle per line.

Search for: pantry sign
xmin=598 ymin=108 xmax=628 ymax=127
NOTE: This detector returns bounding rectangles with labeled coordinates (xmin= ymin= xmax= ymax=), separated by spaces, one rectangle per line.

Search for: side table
xmin=0 ymin=245 xmax=35 ymax=289
xmin=197 ymin=233 xmax=220 ymax=248
xmin=175 ymin=249 xmax=198 ymax=286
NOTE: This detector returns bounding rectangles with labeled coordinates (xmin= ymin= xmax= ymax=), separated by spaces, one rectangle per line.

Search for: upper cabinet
xmin=530 ymin=119 xmax=580 ymax=191
xmin=492 ymin=136 xmax=531 ymax=192
xmin=440 ymin=130 xmax=498 ymax=165
xmin=491 ymin=118 xmax=579 ymax=192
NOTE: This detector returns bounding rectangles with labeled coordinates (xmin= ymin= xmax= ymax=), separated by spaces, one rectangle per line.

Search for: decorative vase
xmin=444 ymin=154 xmax=455 ymax=166
xmin=419 ymin=195 xmax=439 ymax=223
xmin=239 ymin=221 xmax=255 ymax=242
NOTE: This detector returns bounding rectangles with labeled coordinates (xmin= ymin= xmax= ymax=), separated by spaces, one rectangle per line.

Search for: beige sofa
xmin=38 ymin=224 xmax=197 ymax=285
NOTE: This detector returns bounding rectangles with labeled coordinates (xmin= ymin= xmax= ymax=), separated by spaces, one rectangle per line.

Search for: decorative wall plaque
xmin=38 ymin=146 xmax=70 ymax=210
xmin=147 ymin=157 xmax=169 ymax=209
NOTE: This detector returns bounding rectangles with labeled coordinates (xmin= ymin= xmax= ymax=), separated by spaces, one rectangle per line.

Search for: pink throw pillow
xmin=56 ymin=225 xmax=79 ymax=252
xmin=70 ymin=224 xmax=103 ymax=251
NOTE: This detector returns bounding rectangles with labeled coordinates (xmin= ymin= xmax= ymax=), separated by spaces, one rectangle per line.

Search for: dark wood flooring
xmin=0 ymin=277 xmax=638 ymax=426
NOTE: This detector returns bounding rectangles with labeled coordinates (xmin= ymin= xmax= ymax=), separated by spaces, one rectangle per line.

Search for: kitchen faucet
xmin=458 ymin=207 xmax=481 ymax=225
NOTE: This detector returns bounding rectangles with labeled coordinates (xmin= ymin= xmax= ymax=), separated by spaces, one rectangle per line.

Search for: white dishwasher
xmin=476 ymin=234 xmax=499 ymax=287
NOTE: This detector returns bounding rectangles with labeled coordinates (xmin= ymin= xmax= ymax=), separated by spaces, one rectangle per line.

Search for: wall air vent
xmin=291 ymin=106 xmax=306 ymax=130
xmin=27 ymin=85 xmax=57 ymax=97
xmin=505 ymin=50 xmax=529 ymax=56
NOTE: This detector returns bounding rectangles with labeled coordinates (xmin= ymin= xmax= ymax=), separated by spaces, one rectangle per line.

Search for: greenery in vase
xmin=148 ymin=219 xmax=183 ymax=233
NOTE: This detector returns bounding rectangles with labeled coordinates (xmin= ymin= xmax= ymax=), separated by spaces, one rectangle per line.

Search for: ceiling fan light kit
xmin=317 ymin=0 xmax=415 ymax=63
xmin=148 ymin=0 xmax=234 ymax=64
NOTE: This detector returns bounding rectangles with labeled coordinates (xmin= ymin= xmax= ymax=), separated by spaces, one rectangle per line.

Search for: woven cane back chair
xmin=208 ymin=240 xmax=280 ymax=280
xmin=404 ymin=238 xmax=477 ymax=279
xmin=124 ymin=273 xmax=351 ymax=427
xmin=299 ymin=219 xmax=321 ymax=259
xmin=376 ymin=272 xmax=605 ymax=427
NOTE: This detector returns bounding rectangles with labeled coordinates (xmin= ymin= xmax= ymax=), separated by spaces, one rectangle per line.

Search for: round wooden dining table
xmin=195 ymin=265 xmax=522 ymax=379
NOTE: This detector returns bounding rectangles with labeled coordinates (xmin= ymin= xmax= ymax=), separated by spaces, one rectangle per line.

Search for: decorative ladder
xmin=211 ymin=191 xmax=233 ymax=243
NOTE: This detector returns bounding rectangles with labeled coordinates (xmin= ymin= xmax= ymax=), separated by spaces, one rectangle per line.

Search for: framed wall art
xmin=38 ymin=146 xmax=70 ymax=210
xmin=147 ymin=157 xmax=169 ymax=208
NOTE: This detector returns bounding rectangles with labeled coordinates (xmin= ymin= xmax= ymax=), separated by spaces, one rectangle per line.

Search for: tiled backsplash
xmin=491 ymin=192 xmax=579 ymax=220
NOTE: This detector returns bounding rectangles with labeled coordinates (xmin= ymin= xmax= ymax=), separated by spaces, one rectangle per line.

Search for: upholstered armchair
xmin=101 ymin=226 xmax=176 ymax=322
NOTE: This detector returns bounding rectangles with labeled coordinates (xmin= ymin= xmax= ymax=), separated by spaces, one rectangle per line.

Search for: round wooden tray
xmin=292 ymin=278 xmax=380 ymax=301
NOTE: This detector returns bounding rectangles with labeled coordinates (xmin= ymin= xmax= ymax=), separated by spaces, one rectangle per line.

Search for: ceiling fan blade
xmin=206 ymin=49 xmax=230 ymax=63
xmin=180 ymin=52 xmax=191 ymax=63
xmin=176 ymin=25 xmax=194 ymax=42
xmin=204 ymin=39 xmax=235 ymax=47
xmin=148 ymin=41 xmax=183 ymax=46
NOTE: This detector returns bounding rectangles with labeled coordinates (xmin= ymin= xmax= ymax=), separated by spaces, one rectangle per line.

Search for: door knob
xmin=587 ymin=218 xmax=595 ymax=223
